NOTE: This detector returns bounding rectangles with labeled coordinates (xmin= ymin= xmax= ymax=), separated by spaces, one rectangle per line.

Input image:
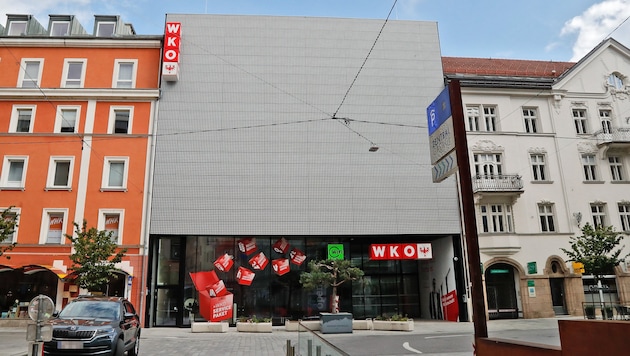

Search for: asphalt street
xmin=0 ymin=316 xmax=579 ymax=356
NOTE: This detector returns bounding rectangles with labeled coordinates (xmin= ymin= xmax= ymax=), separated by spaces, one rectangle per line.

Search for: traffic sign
xmin=432 ymin=151 xmax=457 ymax=183
xmin=427 ymin=86 xmax=451 ymax=135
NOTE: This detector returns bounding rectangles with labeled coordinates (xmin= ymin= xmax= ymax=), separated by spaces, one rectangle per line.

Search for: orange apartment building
xmin=0 ymin=14 xmax=161 ymax=321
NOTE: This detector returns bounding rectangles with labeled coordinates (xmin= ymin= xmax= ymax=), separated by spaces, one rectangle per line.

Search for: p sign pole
xmin=427 ymin=81 xmax=487 ymax=340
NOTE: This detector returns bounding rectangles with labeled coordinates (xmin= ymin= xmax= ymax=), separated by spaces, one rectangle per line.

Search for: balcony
xmin=594 ymin=127 xmax=630 ymax=150
xmin=472 ymin=174 xmax=524 ymax=195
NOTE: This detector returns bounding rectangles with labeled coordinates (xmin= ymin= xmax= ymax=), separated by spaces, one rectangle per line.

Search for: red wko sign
xmin=369 ymin=243 xmax=432 ymax=260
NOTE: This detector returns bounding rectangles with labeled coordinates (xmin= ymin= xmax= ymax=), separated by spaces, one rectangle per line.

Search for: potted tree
xmin=299 ymin=259 xmax=364 ymax=334
xmin=65 ymin=220 xmax=127 ymax=294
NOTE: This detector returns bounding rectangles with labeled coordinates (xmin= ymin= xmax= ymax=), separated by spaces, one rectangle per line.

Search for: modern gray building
xmin=147 ymin=14 xmax=464 ymax=327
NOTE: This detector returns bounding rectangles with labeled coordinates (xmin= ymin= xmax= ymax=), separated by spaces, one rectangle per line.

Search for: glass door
xmin=153 ymin=237 xmax=183 ymax=326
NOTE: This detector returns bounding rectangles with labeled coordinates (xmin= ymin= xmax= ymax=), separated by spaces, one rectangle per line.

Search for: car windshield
xmin=59 ymin=301 xmax=120 ymax=320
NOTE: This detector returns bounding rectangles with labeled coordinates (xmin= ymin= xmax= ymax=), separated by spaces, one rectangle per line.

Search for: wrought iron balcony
xmin=472 ymin=174 xmax=523 ymax=193
xmin=594 ymin=127 xmax=630 ymax=147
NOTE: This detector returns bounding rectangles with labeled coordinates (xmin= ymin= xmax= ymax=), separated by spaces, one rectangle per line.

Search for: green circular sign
xmin=328 ymin=244 xmax=344 ymax=260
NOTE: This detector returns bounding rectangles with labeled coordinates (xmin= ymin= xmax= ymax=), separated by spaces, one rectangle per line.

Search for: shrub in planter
xmin=373 ymin=314 xmax=414 ymax=331
xmin=236 ymin=315 xmax=272 ymax=333
xmin=584 ymin=305 xmax=596 ymax=319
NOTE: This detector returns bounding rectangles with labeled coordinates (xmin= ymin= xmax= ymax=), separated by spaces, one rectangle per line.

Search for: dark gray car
xmin=43 ymin=296 xmax=140 ymax=356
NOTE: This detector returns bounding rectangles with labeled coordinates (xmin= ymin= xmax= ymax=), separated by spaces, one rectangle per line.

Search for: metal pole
xmin=449 ymin=80 xmax=488 ymax=339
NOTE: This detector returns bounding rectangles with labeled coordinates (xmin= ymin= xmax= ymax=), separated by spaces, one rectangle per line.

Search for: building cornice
xmin=0 ymin=37 xmax=162 ymax=48
xmin=0 ymin=88 xmax=160 ymax=100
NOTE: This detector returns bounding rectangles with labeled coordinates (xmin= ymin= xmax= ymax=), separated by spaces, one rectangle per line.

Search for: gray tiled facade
xmin=151 ymin=14 xmax=459 ymax=236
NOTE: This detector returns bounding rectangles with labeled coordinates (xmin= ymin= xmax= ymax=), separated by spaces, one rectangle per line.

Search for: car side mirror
xmin=123 ymin=312 xmax=136 ymax=320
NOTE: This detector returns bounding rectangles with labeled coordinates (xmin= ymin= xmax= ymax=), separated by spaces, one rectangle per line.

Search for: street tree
xmin=561 ymin=223 xmax=627 ymax=280
xmin=299 ymin=259 xmax=364 ymax=313
xmin=0 ymin=207 xmax=18 ymax=259
xmin=65 ymin=220 xmax=127 ymax=292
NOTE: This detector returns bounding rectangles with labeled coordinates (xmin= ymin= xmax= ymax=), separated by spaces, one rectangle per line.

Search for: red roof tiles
xmin=442 ymin=57 xmax=575 ymax=78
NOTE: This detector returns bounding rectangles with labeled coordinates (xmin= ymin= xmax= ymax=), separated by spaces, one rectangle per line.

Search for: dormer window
xmin=608 ymin=73 xmax=624 ymax=90
xmin=7 ymin=21 xmax=27 ymax=36
xmin=96 ymin=22 xmax=116 ymax=37
xmin=50 ymin=21 xmax=70 ymax=36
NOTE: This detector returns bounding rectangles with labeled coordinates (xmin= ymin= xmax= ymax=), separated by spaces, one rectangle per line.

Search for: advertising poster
xmin=441 ymin=290 xmax=459 ymax=322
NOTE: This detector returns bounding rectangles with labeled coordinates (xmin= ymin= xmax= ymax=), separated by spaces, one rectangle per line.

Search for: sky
xmin=1 ymin=0 xmax=630 ymax=62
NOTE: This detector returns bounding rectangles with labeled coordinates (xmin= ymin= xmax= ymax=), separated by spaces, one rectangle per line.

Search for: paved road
xmin=0 ymin=316 xmax=579 ymax=356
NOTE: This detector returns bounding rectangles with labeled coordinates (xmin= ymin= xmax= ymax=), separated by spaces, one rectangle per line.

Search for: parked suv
xmin=43 ymin=296 xmax=140 ymax=356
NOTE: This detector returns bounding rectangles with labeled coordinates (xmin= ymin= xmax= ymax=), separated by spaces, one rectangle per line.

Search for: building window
xmin=523 ymin=108 xmax=539 ymax=133
xmin=55 ymin=106 xmax=80 ymax=133
xmin=62 ymin=59 xmax=86 ymax=88
xmin=7 ymin=21 xmax=27 ymax=36
xmin=46 ymin=157 xmax=74 ymax=189
xmin=609 ymin=156 xmax=624 ymax=181
xmin=483 ymin=106 xmax=498 ymax=132
xmin=9 ymin=106 xmax=36 ymax=133
xmin=538 ymin=203 xmax=556 ymax=232
xmin=466 ymin=106 xmax=480 ymax=131
xmin=113 ymin=60 xmax=137 ymax=88
xmin=98 ymin=209 xmax=124 ymax=244
xmin=1 ymin=156 xmax=28 ymax=189
xmin=50 ymin=21 xmax=70 ymax=36
xmin=1 ymin=208 xmax=20 ymax=243
xmin=18 ymin=59 xmax=43 ymax=88
xmin=102 ymin=157 xmax=129 ymax=190
xmin=619 ymin=203 xmax=630 ymax=231
xmin=573 ymin=108 xmax=588 ymax=134
xmin=40 ymin=209 xmax=68 ymax=244
xmin=480 ymin=204 xmax=513 ymax=233
xmin=582 ymin=154 xmax=597 ymax=181
xmin=531 ymin=154 xmax=547 ymax=181
xmin=599 ymin=109 xmax=612 ymax=134
xmin=608 ymin=73 xmax=624 ymax=90
xmin=474 ymin=153 xmax=502 ymax=178
xmin=466 ymin=105 xmax=498 ymax=132
xmin=109 ymin=107 xmax=133 ymax=134
xmin=591 ymin=204 xmax=607 ymax=227
xmin=96 ymin=21 xmax=116 ymax=37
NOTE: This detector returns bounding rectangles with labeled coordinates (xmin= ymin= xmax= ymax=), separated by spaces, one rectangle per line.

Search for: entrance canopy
xmin=2 ymin=264 xmax=68 ymax=279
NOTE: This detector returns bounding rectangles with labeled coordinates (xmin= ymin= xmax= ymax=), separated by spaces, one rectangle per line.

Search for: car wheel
xmin=128 ymin=336 xmax=140 ymax=356
xmin=114 ymin=338 xmax=125 ymax=356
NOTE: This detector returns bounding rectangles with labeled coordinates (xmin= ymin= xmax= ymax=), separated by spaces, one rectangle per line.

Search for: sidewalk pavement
xmin=0 ymin=316 xmax=581 ymax=356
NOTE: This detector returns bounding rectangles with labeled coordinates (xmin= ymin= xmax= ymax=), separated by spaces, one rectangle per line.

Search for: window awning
xmin=0 ymin=264 xmax=14 ymax=273
xmin=20 ymin=264 xmax=68 ymax=279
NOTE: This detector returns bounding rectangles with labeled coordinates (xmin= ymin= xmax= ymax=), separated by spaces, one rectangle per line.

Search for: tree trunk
xmin=331 ymin=286 xmax=338 ymax=314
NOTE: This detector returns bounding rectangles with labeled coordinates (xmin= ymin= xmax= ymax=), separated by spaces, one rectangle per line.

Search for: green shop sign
xmin=328 ymin=244 xmax=344 ymax=260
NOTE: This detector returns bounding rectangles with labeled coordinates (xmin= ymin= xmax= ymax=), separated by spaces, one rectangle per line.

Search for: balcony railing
xmin=472 ymin=174 xmax=523 ymax=193
xmin=594 ymin=127 xmax=630 ymax=145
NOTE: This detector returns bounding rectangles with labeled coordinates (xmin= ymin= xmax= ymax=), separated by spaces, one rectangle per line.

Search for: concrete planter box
xmin=191 ymin=321 xmax=229 ymax=333
xmin=320 ymin=312 xmax=353 ymax=334
xmin=236 ymin=321 xmax=272 ymax=333
xmin=372 ymin=319 xmax=414 ymax=331
xmin=352 ymin=319 xmax=373 ymax=330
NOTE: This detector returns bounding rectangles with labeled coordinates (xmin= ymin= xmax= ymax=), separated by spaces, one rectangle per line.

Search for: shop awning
xmin=21 ymin=264 xmax=68 ymax=279
xmin=0 ymin=264 xmax=14 ymax=273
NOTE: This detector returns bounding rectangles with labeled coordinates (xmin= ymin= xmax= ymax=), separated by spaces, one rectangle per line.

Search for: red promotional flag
xmin=209 ymin=293 xmax=233 ymax=322
xmin=238 ymin=238 xmax=257 ymax=255
xmin=236 ymin=266 xmax=255 ymax=286
xmin=249 ymin=251 xmax=269 ymax=270
xmin=289 ymin=248 xmax=306 ymax=266
xmin=213 ymin=253 xmax=234 ymax=272
xmin=272 ymin=258 xmax=290 ymax=276
xmin=441 ymin=290 xmax=459 ymax=322
xmin=273 ymin=237 xmax=290 ymax=254
xmin=207 ymin=280 xmax=229 ymax=297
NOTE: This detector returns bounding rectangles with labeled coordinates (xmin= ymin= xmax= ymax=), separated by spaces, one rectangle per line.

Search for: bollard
xmin=307 ymin=339 xmax=313 ymax=356
xmin=316 ymin=345 xmax=322 ymax=356
xmin=285 ymin=339 xmax=294 ymax=356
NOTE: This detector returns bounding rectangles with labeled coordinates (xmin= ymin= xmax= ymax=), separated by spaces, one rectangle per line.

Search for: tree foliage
xmin=65 ymin=220 xmax=127 ymax=291
xmin=299 ymin=259 xmax=364 ymax=313
xmin=0 ymin=207 xmax=18 ymax=259
xmin=561 ymin=223 xmax=627 ymax=279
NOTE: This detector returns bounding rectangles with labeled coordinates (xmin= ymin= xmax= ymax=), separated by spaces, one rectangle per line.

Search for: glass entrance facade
xmin=148 ymin=235 xmax=439 ymax=327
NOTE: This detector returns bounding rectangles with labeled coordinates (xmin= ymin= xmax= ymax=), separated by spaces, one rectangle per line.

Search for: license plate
xmin=58 ymin=341 xmax=84 ymax=349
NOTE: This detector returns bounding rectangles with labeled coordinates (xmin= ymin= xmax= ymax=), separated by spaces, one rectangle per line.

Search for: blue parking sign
xmin=427 ymin=86 xmax=451 ymax=135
